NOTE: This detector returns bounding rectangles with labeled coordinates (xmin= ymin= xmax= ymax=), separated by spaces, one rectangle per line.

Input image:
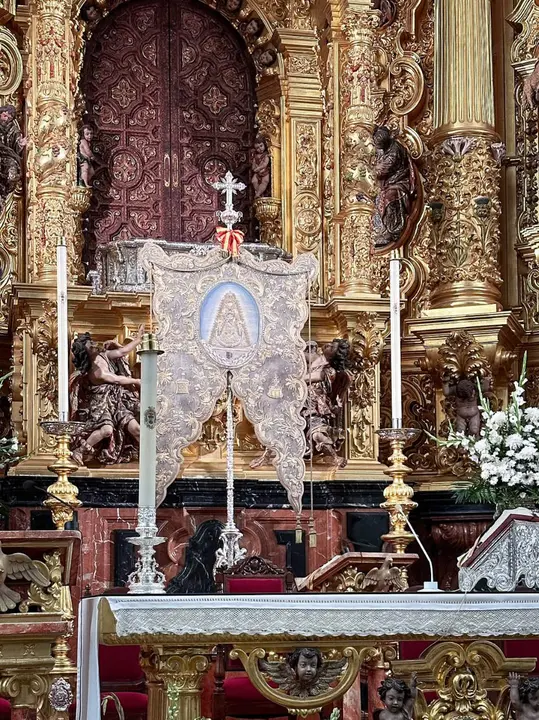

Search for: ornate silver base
xmin=214 ymin=524 xmax=247 ymax=572
xmin=127 ymin=507 xmax=166 ymax=594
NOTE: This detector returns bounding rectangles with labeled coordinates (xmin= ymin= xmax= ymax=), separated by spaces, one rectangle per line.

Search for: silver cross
xmin=212 ymin=171 xmax=246 ymax=230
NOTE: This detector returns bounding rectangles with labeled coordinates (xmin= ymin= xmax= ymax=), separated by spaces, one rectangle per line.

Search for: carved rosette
xmin=428 ymin=137 xmax=502 ymax=307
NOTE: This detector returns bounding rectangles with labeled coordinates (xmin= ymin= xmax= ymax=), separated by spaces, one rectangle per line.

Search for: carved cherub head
xmin=260 ymin=648 xmax=346 ymax=698
xmin=224 ymin=0 xmax=242 ymax=13
xmin=81 ymin=2 xmax=102 ymax=22
xmin=323 ymin=338 xmax=351 ymax=372
xmin=289 ymin=648 xmax=322 ymax=686
xmin=519 ymin=678 xmax=539 ymax=711
xmin=254 ymin=134 xmax=267 ymax=155
xmin=378 ymin=678 xmax=411 ymax=714
xmin=243 ymin=16 xmax=264 ymax=39
xmin=257 ymin=47 xmax=277 ymax=68
xmin=455 ymin=377 xmax=477 ymax=401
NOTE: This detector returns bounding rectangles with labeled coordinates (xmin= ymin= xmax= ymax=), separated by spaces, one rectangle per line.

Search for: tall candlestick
xmin=128 ymin=330 xmax=165 ymax=594
xmin=389 ymin=251 xmax=402 ymax=428
xmin=56 ymin=240 xmax=69 ymax=422
xmin=138 ymin=333 xmax=161 ymax=507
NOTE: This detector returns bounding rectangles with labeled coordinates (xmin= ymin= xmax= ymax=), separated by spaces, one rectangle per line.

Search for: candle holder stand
xmin=127 ymin=506 xmax=166 ymax=594
xmin=378 ymin=427 xmax=420 ymax=554
xmin=214 ymin=371 xmax=246 ymax=572
xmin=41 ymin=420 xmax=87 ymax=530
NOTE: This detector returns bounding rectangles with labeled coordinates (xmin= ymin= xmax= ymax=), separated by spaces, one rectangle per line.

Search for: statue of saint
xmin=250 ymin=338 xmax=351 ymax=469
xmin=77 ymin=125 xmax=96 ymax=187
xmin=303 ymin=339 xmax=351 ymax=468
xmin=69 ymin=327 xmax=144 ymax=465
xmin=0 ymin=105 xmax=26 ymax=212
xmin=371 ymin=126 xmax=416 ymax=250
xmin=251 ymin=135 xmax=271 ymax=198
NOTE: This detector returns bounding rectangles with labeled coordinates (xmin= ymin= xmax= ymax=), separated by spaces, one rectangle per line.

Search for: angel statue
xmin=250 ymin=338 xmax=351 ymax=469
xmin=259 ymin=648 xmax=347 ymax=698
xmin=69 ymin=328 xmax=144 ymax=465
xmin=0 ymin=541 xmax=49 ymax=613
xmin=375 ymin=675 xmax=417 ymax=720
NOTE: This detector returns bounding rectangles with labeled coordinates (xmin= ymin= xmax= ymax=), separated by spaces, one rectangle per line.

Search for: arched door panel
xmin=82 ymin=0 xmax=172 ymax=261
xmin=168 ymin=0 xmax=256 ymax=242
xmin=82 ymin=0 xmax=256 ymax=259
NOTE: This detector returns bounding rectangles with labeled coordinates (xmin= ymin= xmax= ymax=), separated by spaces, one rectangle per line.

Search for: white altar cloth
xmin=77 ymin=593 xmax=539 ymax=720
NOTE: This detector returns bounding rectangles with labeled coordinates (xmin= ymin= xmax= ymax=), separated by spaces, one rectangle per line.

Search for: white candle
xmin=389 ymin=252 xmax=402 ymax=428
xmin=138 ymin=335 xmax=159 ymax=508
xmin=57 ymin=240 xmax=69 ymax=422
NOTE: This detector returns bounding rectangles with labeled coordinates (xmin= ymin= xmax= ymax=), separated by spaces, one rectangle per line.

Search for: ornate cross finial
xmin=211 ymin=171 xmax=246 ymax=229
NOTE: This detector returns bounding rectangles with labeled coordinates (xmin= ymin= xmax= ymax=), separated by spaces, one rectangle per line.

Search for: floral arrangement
xmin=437 ymin=356 xmax=539 ymax=508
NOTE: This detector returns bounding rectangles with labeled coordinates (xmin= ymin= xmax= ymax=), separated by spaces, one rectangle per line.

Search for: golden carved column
xmin=142 ymin=647 xmax=210 ymax=720
xmin=429 ymin=0 xmax=502 ymax=308
xmin=27 ymin=0 xmax=81 ymax=284
xmin=336 ymin=6 xmax=379 ymax=296
xmin=280 ymin=29 xmax=324 ymax=297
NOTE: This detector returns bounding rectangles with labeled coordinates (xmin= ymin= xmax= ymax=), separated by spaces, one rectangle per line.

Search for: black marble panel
xmin=113 ymin=529 xmax=138 ymax=587
xmin=0 ymin=476 xmax=494 ymax=519
xmin=274 ymin=529 xmax=306 ymax=577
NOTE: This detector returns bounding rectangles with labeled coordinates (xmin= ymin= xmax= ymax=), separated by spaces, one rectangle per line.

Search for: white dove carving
xmin=0 ymin=542 xmax=50 ymax=613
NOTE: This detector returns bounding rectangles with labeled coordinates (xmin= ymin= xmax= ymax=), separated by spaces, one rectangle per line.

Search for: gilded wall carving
xmin=429 ymin=137 xmax=502 ymax=305
xmin=348 ymin=312 xmax=383 ymax=461
xmin=294 ymin=120 xmax=322 ymax=296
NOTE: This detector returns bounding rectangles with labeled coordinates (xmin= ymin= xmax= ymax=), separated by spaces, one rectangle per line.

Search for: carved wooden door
xmin=83 ymin=0 xmax=172 ymax=256
xmin=83 ymin=0 xmax=256 ymax=255
xmin=168 ymin=0 xmax=256 ymax=242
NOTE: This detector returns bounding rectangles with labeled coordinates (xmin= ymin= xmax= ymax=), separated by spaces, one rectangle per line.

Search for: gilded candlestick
xmin=378 ymin=427 xmax=420 ymax=554
xmin=41 ymin=420 xmax=87 ymax=530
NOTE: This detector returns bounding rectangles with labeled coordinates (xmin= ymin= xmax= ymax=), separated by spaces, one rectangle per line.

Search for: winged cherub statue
xmin=0 ymin=542 xmax=50 ymax=612
xmin=259 ymin=648 xmax=347 ymax=698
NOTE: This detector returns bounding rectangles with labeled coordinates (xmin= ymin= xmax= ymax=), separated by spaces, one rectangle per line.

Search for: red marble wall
xmin=10 ymin=505 xmax=343 ymax=596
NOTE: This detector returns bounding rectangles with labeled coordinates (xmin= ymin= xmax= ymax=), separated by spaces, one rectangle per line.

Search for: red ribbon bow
xmin=216 ymin=227 xmax=245 ymax=256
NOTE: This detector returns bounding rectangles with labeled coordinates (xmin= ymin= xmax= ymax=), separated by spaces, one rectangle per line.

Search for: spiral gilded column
xmin=429 ymin=0 xmax=502 ymax=308
xmin=27 ymin=0 xmax=83 ymax=283
xmin=337 ymin=7 xmax=380 ymax=295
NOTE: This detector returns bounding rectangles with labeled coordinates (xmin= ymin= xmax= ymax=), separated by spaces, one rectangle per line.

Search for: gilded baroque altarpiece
xmin=0 ymin=0 xmax=536 ymax=484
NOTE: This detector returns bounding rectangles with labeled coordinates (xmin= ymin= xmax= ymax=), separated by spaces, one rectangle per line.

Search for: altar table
xmin=77 ymin=593 xmax=539 ymax=720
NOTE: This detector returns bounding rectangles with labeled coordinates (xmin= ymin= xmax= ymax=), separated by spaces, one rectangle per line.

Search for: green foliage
xmin=453 ymin=480 xmax=539 ymax=510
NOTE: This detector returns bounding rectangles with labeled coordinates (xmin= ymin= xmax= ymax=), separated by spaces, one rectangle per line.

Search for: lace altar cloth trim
xmin=107 ymin=593 xmax=539 ymax=638
xmin=77 ymin=594 xmax=539 ymax=720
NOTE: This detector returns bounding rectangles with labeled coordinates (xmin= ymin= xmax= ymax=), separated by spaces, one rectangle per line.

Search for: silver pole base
xmin=127 ymin=507 xmax=166 ymax=594
xmin=214 ymin=524 xmax=247 ymax=572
